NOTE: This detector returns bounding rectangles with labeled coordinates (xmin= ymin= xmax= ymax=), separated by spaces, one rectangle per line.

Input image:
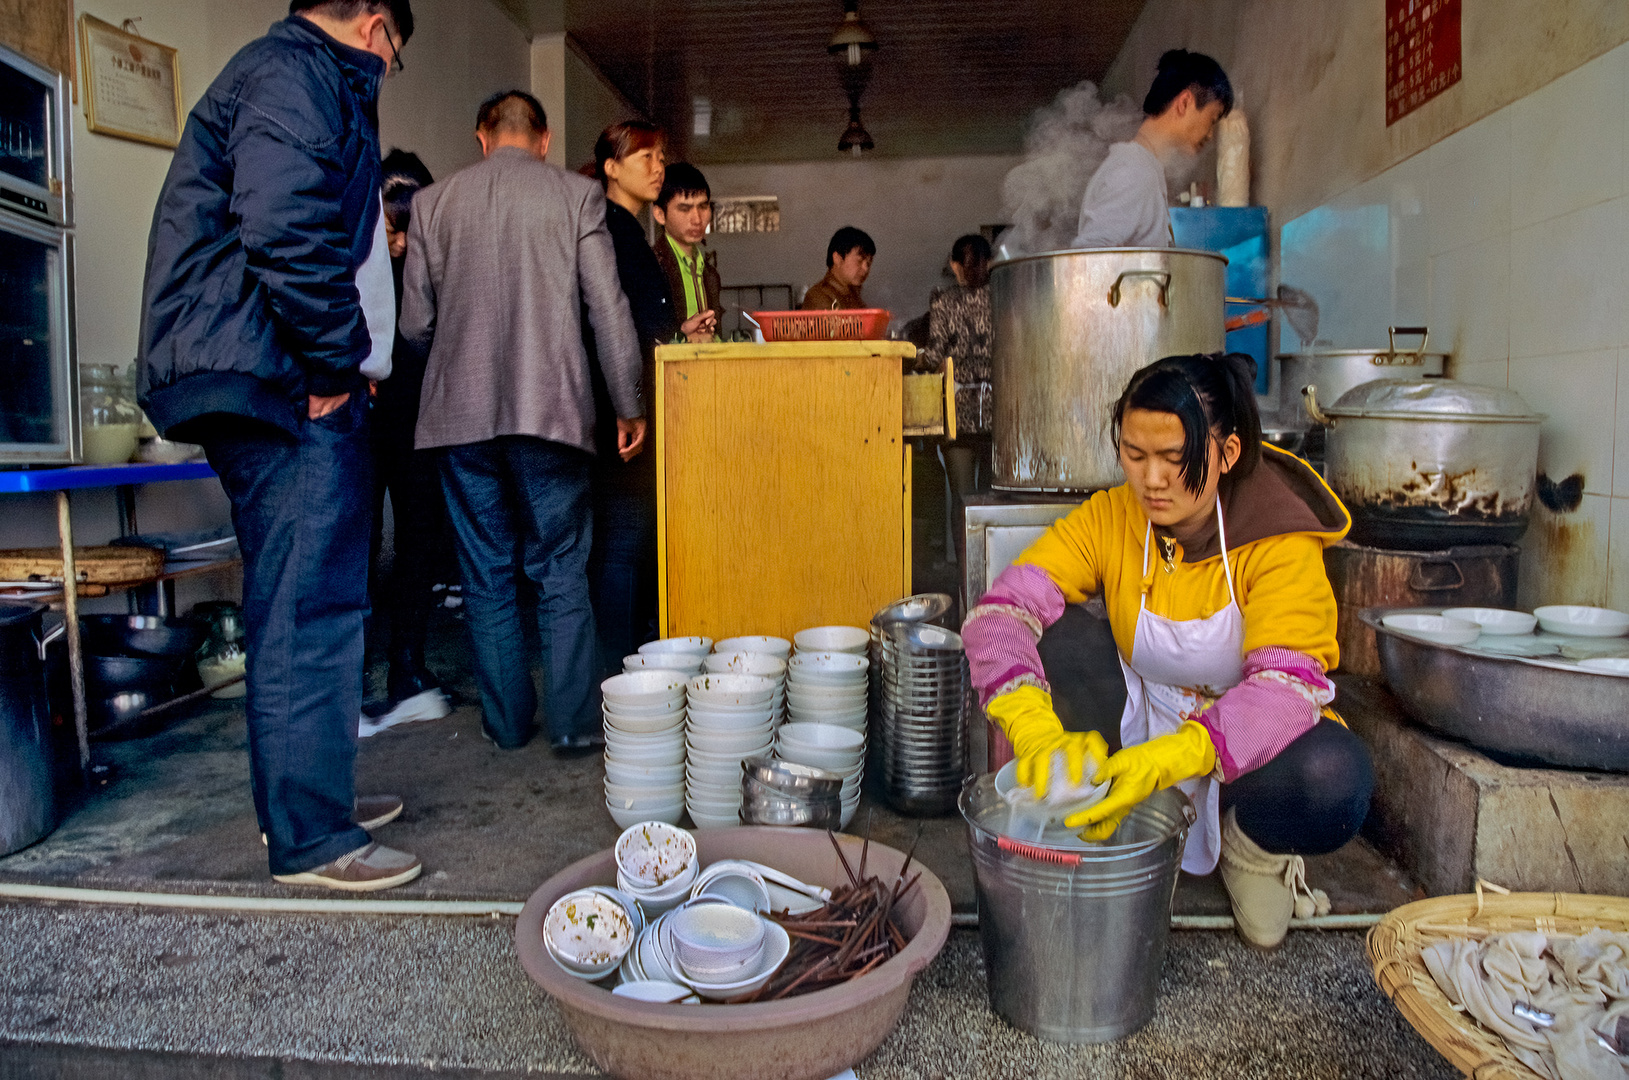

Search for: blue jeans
xmin=438 ymin=436 xmax=599 ymax=747
xmin=200 ymin=394 xmax=373 ymax=875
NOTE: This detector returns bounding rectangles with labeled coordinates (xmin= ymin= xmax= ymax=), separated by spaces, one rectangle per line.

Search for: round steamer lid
xmin=1324 ymin=378 xmax=1544 ymax=421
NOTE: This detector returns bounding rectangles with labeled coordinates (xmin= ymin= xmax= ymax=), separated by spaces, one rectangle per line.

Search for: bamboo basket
xmin=0 ymin=545 xmax=166 ymax=586
xmin=1366 ymin=884 xmax=1629 ymax=1079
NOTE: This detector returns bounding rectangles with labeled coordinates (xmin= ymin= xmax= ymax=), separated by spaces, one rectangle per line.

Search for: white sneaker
xmin=358 ymin=688 xmax=452 ymax=738
xmin=1218 ymin=808 xmax=1329 ymax=949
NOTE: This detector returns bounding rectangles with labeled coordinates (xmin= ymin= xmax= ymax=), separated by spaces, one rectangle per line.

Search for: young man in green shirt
xmin=652 ymin=162 xmax=721 ymax=342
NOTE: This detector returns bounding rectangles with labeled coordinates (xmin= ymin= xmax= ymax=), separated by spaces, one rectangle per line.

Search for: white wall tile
xmin=1427 ymin=110 xmax=1511 ymax=257
xmin=1518 ymin=493 xmax=1613 ymax=609
xmin=1509 ymin=196 xmax=1629 ymax=359
xmin=1455 ymin=359 xmax=1510 ymax=389
xmin=1509 ymin=44 xmax=1629 ymax=230
xmin=1610 ymin=497 xmax=1629 ymax=613
xmin=1430 ymin=235 xmax=1510 ymax=365
xmin=1617 ymin=351 xmax=1629 ymax=497
xmin=1509 ymin=351 xmax=1618 ymax=496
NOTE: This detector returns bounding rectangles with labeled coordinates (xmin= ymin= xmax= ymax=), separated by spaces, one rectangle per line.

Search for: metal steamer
xmin=1265 ymin=326 xmax=1446 ymax=434
xmin=990 ymin=248 xmax=1227 ymax=492
xmin=1307 ymin=379 xmax=1544 ymax=550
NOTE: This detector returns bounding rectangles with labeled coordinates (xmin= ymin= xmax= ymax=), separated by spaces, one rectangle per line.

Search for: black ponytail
xmin=1110 ymin=352 xmax=1262 ymax=496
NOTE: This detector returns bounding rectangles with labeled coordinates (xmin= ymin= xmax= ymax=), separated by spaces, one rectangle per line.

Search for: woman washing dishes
xmin=963 ymin=353 xmax=1375 ymax=948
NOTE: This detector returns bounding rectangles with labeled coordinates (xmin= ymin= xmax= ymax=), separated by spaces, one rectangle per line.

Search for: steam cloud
xmin=999 ymin=81 xmax=1199 ymax=257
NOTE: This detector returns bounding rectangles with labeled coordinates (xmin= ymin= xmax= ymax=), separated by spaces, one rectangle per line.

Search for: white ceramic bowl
xmin=669 ymin=902 xmax=766 ymax=978
xmin=703 ymin=652 xmax=788 ymax=678
xmin=605 ymin=780 xmax=687 ymax=804
xmin=778 ymin=722 xmax=866 ymax=752
xmin=612 ymin=980 xmax=693 ymax=1003
xmin=603 ymin=696 xmax=687 ymax=718
xmin=640 ymin=637 xmax=714 ymax=657
xmin=602 ymin=671 xmax=690 ymax=707
xmin=686 ymin=727 xmax=774 ymax=754
xmin=606 ymin=799 xmax=684 ymax=829
xmin=1533 ymin=605 xmax=1629 ymax=638
xmin=793 ymin=626 xmax=870 ymax=655
xmin=789 ymin=650 xmax=871 ymax=675
xmin=615 ymin=821 xmax=697 ymax=888
xmin=691 ymin=865 xmax=772 ymax=913
xmin=603 ymin=711 xmax=687 ymax=736
xmin=785 ymin=703 xmax=868 ymax=722
xmin=602 ymin=726 xmax=685 ymax=749
xmin=624 ymin=652 xmax=705 ymax=675
xmin=687 ymin=806 xmax=744 ymax=829
xmin=1381 ymin=613 xmax=1480 ymax=646
xmin=682 ymin=921 xmax=792 ymax=999
xmin=785 ymin=681 xmax=868 ymax=700
xmin=1577 ymin=657 xmax=1629 ymax=676
xmin=687 ymin=740 xmax=770 ymax=763
xmin=714 ymin=635 xmax=792 ymax=659
xmin=1440 ymin=607 xmax=1537 ymax=636
xmin=686 ymin=713 xmax=774 ymax=737
xmin=778 ymin=747 xmax=864 ymax=773
xmin=545 ymin=889 xmax=637 ymax=976
xmin=605 ymin=760 xmax=686 ymax=787
xmin=687 ymin=673 xmax=776 ymax=706
xmin=603 ymin=741 xmax=685 ymax=767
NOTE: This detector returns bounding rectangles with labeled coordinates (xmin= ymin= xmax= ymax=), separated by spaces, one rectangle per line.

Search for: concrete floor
xmin=0 ymin=460 xmax=1441 ymax=1075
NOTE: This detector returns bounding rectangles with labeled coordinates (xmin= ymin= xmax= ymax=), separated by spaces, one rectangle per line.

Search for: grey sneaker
xmin=272 ymin=842 xmax=422 ymax=892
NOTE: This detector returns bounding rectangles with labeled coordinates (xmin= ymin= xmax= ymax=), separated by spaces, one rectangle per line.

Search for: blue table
xmin=0 ymin=460 xmax=222 ymax=770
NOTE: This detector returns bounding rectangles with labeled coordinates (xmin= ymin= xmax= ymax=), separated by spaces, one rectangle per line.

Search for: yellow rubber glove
xmin=985 ymin=685 xmax=1109 ymax=800
xmin=1067 ymin=720 xmax=1217 ymax=840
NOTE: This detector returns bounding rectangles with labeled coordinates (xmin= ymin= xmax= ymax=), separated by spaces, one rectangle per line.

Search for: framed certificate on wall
xmin=77 ymin=14 xmax=181 ymax=148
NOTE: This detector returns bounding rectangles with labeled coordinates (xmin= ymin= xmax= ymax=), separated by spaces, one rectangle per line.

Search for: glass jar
xmin=79 ymin=363 xmax=141 ymax=464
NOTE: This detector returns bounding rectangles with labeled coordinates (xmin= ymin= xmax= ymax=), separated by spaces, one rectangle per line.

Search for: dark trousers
xmin=369 ymin=421 xmax=453 ymax=680
xmin=1220 ymin=719 xmax=1375 ymax=856
xmin=587 ymin=457 xmax=657 ymax=679
xmin=437 ymin=436 xmax=599 ymax=748
xmin=200 ymin=395 xmax=372 ymax=875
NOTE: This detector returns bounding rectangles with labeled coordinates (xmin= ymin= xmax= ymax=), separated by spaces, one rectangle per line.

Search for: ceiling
xmin=496 ymin=1 xmax=1149 ymax=163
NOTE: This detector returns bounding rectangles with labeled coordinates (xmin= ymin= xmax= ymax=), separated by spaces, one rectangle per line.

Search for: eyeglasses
xmin=383 ymin=24 xmax=404 ymax=74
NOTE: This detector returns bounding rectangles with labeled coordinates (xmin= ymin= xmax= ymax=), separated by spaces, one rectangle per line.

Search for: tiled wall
xmin=1281 ymin=40 xmax=1629 ymax=611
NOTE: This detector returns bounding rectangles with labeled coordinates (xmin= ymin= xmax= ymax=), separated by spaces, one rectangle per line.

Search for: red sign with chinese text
xmin=1386 ymin=0 xmax=1462 ymax=125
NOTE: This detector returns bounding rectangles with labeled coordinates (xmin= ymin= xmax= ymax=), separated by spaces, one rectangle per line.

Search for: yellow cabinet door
xmin=655 ymin=341 xmax=915 ymax=640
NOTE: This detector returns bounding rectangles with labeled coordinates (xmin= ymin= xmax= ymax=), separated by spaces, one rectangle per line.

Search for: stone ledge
xmin=1337 ymin=676 xmax=1629 ymax=897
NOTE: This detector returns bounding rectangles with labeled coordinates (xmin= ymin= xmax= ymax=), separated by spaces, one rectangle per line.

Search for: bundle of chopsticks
xmin=728 ymin=827 xmax=921 ymax=1003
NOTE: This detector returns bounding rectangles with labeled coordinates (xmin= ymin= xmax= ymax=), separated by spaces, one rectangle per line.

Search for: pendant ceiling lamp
xmin=827 ymin=1 xmax=879 ymax=156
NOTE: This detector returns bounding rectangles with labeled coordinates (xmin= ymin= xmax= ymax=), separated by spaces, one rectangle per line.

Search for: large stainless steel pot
xmin=1308 ymin=379 xmax=1543 ymax=550
xmin=991 ymin=248 xmax=1226 ymax=491
xmin=1266 ymin=326 xmax=1447 ymax=431
xmin=0 ymin=601 xmax=58 ymax=856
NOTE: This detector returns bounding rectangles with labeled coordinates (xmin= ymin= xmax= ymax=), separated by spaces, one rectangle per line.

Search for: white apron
xmin=1116 ymin=499 xmax=1243 ymax=875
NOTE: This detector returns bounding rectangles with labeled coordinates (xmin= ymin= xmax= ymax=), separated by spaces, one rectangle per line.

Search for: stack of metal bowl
xmin=738 ymin=756 xmax=843 ymax=829
xmin=869 ymin=593 xmax=952 ymax=720
xmin=874 ymin=621 xmax=968 ymax=816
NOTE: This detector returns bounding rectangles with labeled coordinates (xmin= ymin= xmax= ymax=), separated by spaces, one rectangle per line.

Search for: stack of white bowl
xmin=776 ymin=721 xmax=865 ymax=827
xmin=601 ymin=672 xmax=688 ymax=827
xmin=703 ymin=649 xmax=788 ymax=724
xmin=683 ymin=673 xmax=777 ymax=828
xmin=785 ymin=649 xmax=869 ymax=729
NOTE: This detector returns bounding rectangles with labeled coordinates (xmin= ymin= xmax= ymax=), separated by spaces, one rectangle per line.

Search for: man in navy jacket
xmin=138 ymin=0 xmax=419 ymax=891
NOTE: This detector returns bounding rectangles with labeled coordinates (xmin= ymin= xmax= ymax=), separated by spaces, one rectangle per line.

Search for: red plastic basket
xmin=748 ymin=308 xmax=891 ymax=342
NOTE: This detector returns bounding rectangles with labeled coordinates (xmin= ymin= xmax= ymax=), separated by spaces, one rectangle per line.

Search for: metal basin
xmin=1362 ymin=608 xmax=1629 ymax=771
xmin=81 ymin=614 xmax=206 ymax=660
xmin=515 ymin=827 xmax=951 ymax=1080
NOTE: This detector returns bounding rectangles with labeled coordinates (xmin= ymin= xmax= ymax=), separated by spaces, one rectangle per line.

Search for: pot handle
xmin=1107 ymin=270 xmax=1171 ymax=309
xmin=1409 ymin=559 xmax=1465 ymax=592
xmin=1379 ymin=325 xmax=1430 ymax=365
xmin=35 ymin=620 xmax=65 ymax=661
xmin=1301 ymin=384 xmax=1335 ymax=427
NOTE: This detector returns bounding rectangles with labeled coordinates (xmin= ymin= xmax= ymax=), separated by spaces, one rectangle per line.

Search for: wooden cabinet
xmin=654 ymin=341 xmax=916 ymax=640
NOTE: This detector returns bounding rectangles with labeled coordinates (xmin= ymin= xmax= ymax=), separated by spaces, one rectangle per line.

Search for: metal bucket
xmin=990 ymin=248 xmax=1227 ymax=492
xmin=0 ymin=602 xmax=58 ymax=856
xmin=960 ymin=773 xmax=1194 ymax=1042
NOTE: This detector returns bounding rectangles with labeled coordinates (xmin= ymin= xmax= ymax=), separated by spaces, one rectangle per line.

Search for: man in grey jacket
xmin=400 ymin=90 xmax=643 ymax=753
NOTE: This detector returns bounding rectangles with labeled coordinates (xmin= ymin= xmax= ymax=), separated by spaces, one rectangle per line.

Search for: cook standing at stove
xmin=1072 ymin=49 xmax=1232 ymax=248
xmin=963 ymin=353 xmax=1375 ymax=949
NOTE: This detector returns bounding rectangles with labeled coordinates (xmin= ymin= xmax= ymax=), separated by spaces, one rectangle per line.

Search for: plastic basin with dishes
xmin=516 ymin=827 xmax=951 ymax=1080
xmin=1533 ymin=605 xmax=1629 ymax=638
